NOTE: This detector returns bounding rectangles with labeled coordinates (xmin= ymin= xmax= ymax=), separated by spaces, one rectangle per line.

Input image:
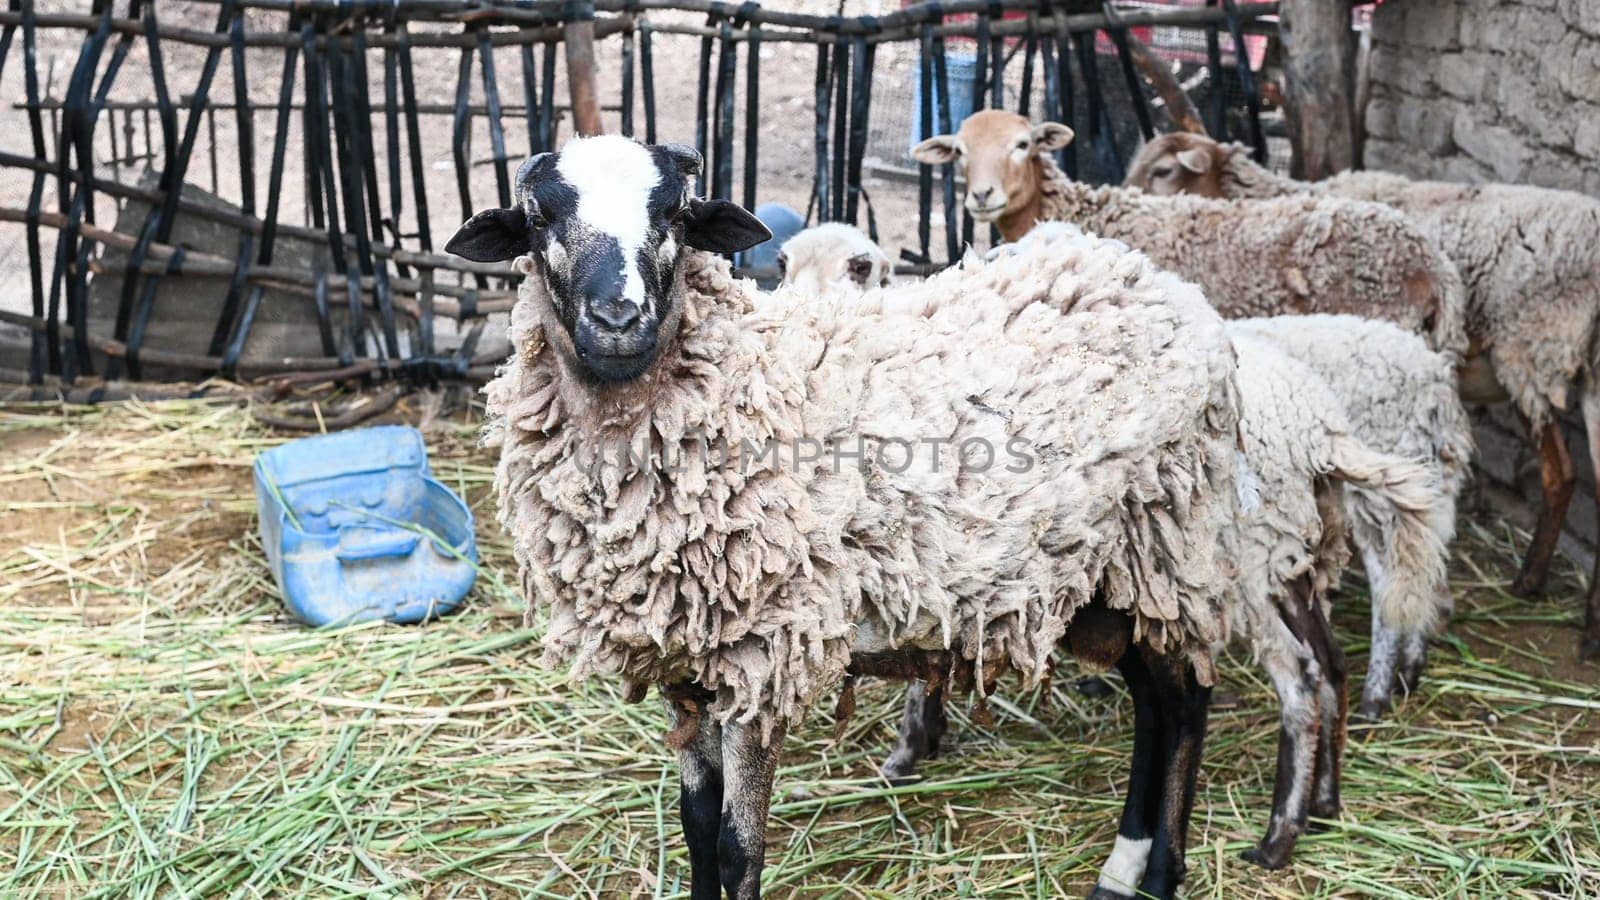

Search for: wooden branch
xmin=564 ymin=19 xmax=605 ymax=137
xmin=1123 ymin=30 xmax=1207 ymax=135
xmin=1279 ymin=0 xmax=1356 ymax=179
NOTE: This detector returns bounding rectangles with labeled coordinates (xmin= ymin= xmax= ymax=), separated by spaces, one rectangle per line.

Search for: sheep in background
xmin=1232 ymin=315 xmax=1473 ymax=719
xmin=1127 ymin=131 xmax=1600 ymax=660
xmin=785 ymin=225 xmax=1471 ymax=722
xmin=447 ymin=135 xmax=1245 ymax=900
xmin=888 ymin=312 xmax=1453 ymax=871
xmin=785 ymin=224 xmax=1456 ymax=870
xmin=910 ymin=110 xmax=1468 ymax=359
xmin=777 ymin=222 xmax=893 ymax=300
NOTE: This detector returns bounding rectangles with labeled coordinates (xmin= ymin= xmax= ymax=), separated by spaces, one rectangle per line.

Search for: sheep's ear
xmin=1176 ymin=146 xmax=1211 ymax=174
xmin=445 ymin=207 xmax=530 ymax=262
xmin=1031 ymin=122 xmax=1075 ymax=151
xmin=684 ymin=199 xmax=772 ymax=253
xmin=911 ymin=135 xmax=960 ymax=165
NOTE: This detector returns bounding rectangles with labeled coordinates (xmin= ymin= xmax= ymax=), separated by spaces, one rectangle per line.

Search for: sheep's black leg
xmin=881 ymin=678 xmax=948 ymax=783
xmin=1586 ymin=548 xmax=1600 ymax=662
xmin=1304 ymin=596 xmax=1348 ymax=823
xmin=667 ymin=698 xmax=724 ymax=900
xmin=1087 ymin=646 xmax=1161 ymax=899
xmin=1581 ymin=375 xmax=1600 ymax=662
xmin=1134 ymin=647 xmax=1210 ymax=900
xmin=1242 ymin=611 xmax=1320 ymax=870
xmin=1512 ymin=419 xmax=1574 ymax=598
xmin=718 ymin=720 xmax=784 ymax=900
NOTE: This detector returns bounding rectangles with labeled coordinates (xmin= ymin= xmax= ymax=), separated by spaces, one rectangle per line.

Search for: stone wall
xmin=1365 ymin=0 xmax=1600 ymax=569
xmin=1364 ymin=0 xmax=1600 ymax=194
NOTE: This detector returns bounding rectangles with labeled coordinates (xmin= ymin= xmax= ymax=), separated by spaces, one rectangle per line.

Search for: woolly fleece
xmin=1160 ymin=140 xmax=1600 ymax=428
xmin=1227 ymin=327 xmax=1452 ymax=637
xmin=485 ymin=228 xmax=1240 ymax=738
xmin=1231 ymin=314 xmax=1469 ymax=637
xmin=1032 ymin=157 xmax=1469 ymax=358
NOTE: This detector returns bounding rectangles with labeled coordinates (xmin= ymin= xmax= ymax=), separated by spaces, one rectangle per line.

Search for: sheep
xmin=886 ymin=297 xmax=1454 ymax=871
xmin=755 ymin=221 xmax=1455 ymax=870
xmin=447 ymin=134 xmax=1244 ymax=900
xmin=777 ymin=222 xmax=893 ymax=300
xmin=780 ymin=223 xmax=1470 ymax=721
xmin=1127 ymin=131 xmax=1600 ymax=660
xmin=1222 ymin=330 xmax=1449 ymax=868
xmin=910 ymin=110 xmax=1469 ymax=360
xmin=1230 ymin=314 xmax=1473 ymax=719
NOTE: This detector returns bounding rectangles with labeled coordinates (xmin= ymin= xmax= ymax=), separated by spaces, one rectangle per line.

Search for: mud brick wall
xmin=1364 ymin=0 xmax=1600 ymax=565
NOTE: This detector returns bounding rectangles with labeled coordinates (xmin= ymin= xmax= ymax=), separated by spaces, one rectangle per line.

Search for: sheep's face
xmin=445 ymin=135 xmax=769 ymax=383
xmin=910 ymin=110 xmax=1073 ymax=226
xmin=777 ymin=224 xmax=892 ymax=298
xmin=1124 ymin=132 xmax=1226 ymax=198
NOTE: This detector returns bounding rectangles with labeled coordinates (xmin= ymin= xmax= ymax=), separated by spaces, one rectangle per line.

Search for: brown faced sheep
xmin=910 ymin=110 xmax=1468 ymax=360
xmin=1127 ymin=131 xmax=1600 ymax=661
xmin=448 ymin=136 xmax=1243 ymax=900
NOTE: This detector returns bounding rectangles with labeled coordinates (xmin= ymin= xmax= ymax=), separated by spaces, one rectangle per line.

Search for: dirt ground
xmin=1 ymin=396 xmax=1597 ymax=897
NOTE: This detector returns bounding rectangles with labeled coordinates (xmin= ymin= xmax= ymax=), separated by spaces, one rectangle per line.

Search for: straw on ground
xmin=1 ymin=398 xmax=1596 ymax=898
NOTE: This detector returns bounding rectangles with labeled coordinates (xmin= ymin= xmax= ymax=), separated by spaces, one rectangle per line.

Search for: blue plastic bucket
xmin=254 ymin=425 xmax=477 ymax=627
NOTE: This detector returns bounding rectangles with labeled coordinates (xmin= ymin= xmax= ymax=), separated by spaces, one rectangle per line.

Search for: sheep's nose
xmin=972 ymin=187 xmax=994 ymax=203
xmin=590 ymin=297 xmax=640 ymax=332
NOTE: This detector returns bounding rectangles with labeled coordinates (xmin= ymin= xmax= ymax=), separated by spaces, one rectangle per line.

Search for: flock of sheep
xmin=440 ymin=106 xmax=1600 ymax=899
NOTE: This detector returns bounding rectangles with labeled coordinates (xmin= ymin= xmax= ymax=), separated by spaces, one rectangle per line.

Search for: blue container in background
xmin=254 ymin=425 xmax=477 ymax=627
xmin=908 ymin=53 xmax=978 ymax=154
xmin=744 ymin=202 xmax=806 ymax=276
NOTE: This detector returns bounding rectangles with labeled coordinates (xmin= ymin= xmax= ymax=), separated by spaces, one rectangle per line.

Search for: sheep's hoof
xmin=1073 ymin=676 xmax=1114 ymax=699
xmin=1350 ymin=704 xmax=1387 ymax=736
xmin=1085 ymin=888 xmax=1134 ymax=900
xmin=1579 ymin=638 xmax=1600 ymax=663
xmin=1308 ymin=799 xmax=1342 ymax=824
xmin=1509 ymin=571 xmax=1546 ymax=599
xmin=1240 ymin=842 xmax=1293 ymax=871
xmin=878 ymin=753 xmax=921 ymax=786
xmin=1396 ymin=667 xmax=1425 ymax=698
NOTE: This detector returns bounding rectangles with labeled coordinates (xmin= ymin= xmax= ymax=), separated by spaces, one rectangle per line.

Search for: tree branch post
xmin=1279 ymin=0 xmax=1355 ymax=179
xmin=564 ymin=6 xmax=605 ymax=137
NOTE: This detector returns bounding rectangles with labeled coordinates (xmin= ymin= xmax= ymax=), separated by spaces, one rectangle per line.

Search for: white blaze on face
xmin=556 ymin=135 xmax=662 ymax=309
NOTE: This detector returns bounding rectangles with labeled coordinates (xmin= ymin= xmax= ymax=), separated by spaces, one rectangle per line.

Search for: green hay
xmin=1 ymin=398 xmax=1597 ymax=898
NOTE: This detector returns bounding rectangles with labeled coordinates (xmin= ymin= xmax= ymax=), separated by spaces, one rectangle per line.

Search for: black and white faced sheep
xmin=1128 ymin=131 xmax=1600 ymax=661
xmin=449 ymin=135 xmax=1244 ymax=900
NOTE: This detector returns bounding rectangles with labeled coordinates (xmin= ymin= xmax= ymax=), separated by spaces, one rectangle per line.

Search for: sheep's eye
xmin=1014 ymin=140 xmax=1030 ymax=152
xmin=1152 ymin=166 xmax=1173 ymax=179
xmin=525 ymin=200 xmax=547 ymax=229
xmin=776 ymin=253 xmax=788 ymax=275
xmin=847 ymin=256 xmax=873 ymax=278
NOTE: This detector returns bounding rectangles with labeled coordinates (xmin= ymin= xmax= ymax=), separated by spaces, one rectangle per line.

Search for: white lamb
xmin=1230 ymin=314 xmax=1472 ymax=720
xmin=778 ymin=222 xmax=893 ymax=300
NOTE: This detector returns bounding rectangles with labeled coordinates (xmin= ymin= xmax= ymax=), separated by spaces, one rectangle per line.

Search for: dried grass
xmin=1 ymin=398 xmax=1596 ymax=898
